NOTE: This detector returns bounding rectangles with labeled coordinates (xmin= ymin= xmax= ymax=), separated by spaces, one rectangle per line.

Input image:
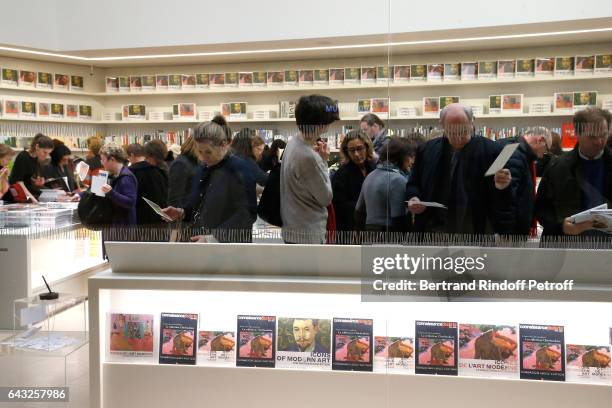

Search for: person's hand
xmin=161 ymin=206 xmax=184 ymax=222
xmin=494 ymin=169 xmax=511 ymax=190
xmin=0 ymin=167 xmax=8 ymax=179
xmin=32 ymin=176 xmax=45 ymax=187
xmin=100 ymin=184 xmax=112 ymax=194
xmin=562 ymin=217 xmax=593 ymax=235
xmin=190 ymin=235 xmax=209 ymax=243
xmin=407 ymin=197 xmax=426 ymax=214
xmin=314 ymin=140 xmax=330 ymax=162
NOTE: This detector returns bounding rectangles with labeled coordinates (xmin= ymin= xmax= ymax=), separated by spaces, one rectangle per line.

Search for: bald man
xmin=406 ymin=104 xmax=514 ymax=234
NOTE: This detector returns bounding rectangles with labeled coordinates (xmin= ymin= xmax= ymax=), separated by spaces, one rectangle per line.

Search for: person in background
xmin=406 ymin=104 xmax=514 ymax=235
xmin=161 ymin=121 xmax=256 ymax=243
xmin=0 ymin=144 xmax=15 ymax=199
xmin=536 ymin=131 xmax=562 ymax=177
xmin=536 ymin=107 xmax=612 ymax=237
xmin=43 ymin=141 xmax=77 ymax=192
xmin=402 ymin=132 xmax=426 ymax=181
xmin=8 ymin=133 xmax=54 ymax=200
xmin=281 ymin=94 xmax=339 ymax=244
xmin=130 ymin=139 xmax=168 ymax=225
xmin=166 ymin=144 xmax=180 ymax=167
xmin=252 ymin=135 xmax=266 ymax=163
xmin=332 ymin=130 xmax=376 ymax=239
xmin=360 ymin=113 xmax=388 ymax=156
xmin=168 ymin=136 xmax=200 ymax=208
xmin=231 ymin=128 xmax=269 ymax=187
xmin=354 ymin=137 xmax=414 ymax=233
xmin=99 ymin=143 xmax=138 ymax=225
xmin=84 ymin=136 xmax=103 ymax=187
xmin=259 ymin=139 xmax=286 ymax=172
xmin=500 ymin=127 xmax=551 ymax=236
xmin=126 ymin=143 xmax=146 ymax=166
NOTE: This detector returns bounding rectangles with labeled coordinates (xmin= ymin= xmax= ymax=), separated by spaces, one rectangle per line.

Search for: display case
xmin=88 ymin=242 xmax=612 ymax=408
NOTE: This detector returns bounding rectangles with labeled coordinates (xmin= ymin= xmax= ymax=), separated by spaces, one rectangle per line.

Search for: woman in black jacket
xmin=8 ymin=133 xmax=54 ymax=200
xmin=43 ymin=142 xmax=77 ymax=192
xmin=259 ymin=139 xmax=286 ymax=172
xmin=332 ymin=130 xmax=376 ymax=242
xmin=130 ymin=139 xmax=169 ymax=225
xmin=231 ymin=128 xmax=269 ymax=187
xmin=167 ymin=136 xmax=200 ymax=207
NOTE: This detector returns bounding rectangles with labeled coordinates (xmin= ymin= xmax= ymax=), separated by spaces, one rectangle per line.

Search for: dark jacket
xmin=8 ymin=150 xmax=43 ymax=198
xmin=331 ymin=160 xmax=376 ymax=233
xmin=185 ymin=154 xmax=257 ymax=242
xmin=406 ymin=135 xmax=515 ymax=234
xmin=107 ymin=166 xmax=138 ymax=225
xmin=130 ymin=161 xmax=168 ymax=225
xmin=43 ymin=163 xmax=76 ymax=192
xmin=167 ymin=154 xmax=199 ymax=208
xmin=245 ymin=157 xmax=268 ymax=186
xmin=535 ymin=146 xmax=612 ymax=236
xmin=499 ymin=136 xmax=538 ymax=235
xmin=372 ymin=128 xmax=390 ymax=156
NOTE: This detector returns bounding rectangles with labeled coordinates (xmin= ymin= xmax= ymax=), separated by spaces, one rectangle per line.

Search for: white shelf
xmin=0 ymin=84 xmax=100 ymax=97
xmin=0 ymin=116 xmax=101 ymax=124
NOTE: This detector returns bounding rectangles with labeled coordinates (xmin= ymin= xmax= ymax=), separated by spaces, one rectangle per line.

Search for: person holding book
xmin=535 ymin=107 xmax=612 ymax=237
xmin=8 ymin=133 xmax=54 ymax=200
xmin=99 ymin=143 xmax=138 ymax=225
xmin=43 ymin=141 xmax=77 ymax=192
xmin=0 ymin=144 xmax=15 ymax=200
xmin=130 ymin=140 xmax=169 ymax=225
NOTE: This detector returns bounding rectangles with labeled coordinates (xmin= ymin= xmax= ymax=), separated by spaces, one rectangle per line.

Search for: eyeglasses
xmin=347 ymin=146 xmax=366 ymax=154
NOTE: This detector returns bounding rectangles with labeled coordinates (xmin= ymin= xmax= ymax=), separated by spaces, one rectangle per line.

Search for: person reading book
xmin=8 ymin=133 xmax=54 ymax=200
xmin=98 ymin=143 xmax=138 ymax=225
xmin=0 ymin=144 xmax=15 ymax=199
xmin=43 ymin=141 xmax=77 ymax=193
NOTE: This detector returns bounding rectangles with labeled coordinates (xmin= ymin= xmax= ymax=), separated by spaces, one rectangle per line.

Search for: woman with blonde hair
xmin=168 ymin=135 xmax=200 ymax=207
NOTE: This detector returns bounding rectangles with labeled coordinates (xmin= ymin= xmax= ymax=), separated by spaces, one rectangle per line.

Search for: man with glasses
xmin=500 ymin=127 xmax=552 ymax=236
xmin=536 ymin=107 xmax=612 ymax=237
xmin=407 ymin=103 xmax=514 ymax=235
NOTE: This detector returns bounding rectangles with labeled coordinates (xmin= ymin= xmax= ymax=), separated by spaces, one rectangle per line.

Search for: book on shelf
xmin=519 ymin=323 xmax=565 ymax=381
xmin=195 ymin=73 xmax=209 ymax=88
xmin=329 ymin=68 xmax=344 ymax=85
xmin=427 ymin=64 xmax=444 ymax=81
xmin=332 ymin=317 xmax=373 ymax=372
xmin=37 ymin=72 xmax=53 ymax=89
xmin=106 ymin=77 xmax=119 ymax=92
xmin=253 ymin=71 xmax=267 ymax=87
xmin=54 ymin=74 xmax=70 ymax=90
xmin=118 ymin=76 xmax=130 ymax=92
xmin=415 ymin=320 xmax=458 ymax=376
xmin=20 ymin=101 xmax=36 ymax=117
xmin=314 ymin=69 xmax=329 ymax=85
xmin=182 ymin=74 xmax=196 ymax=89
xmin=410 ymin=64 xmax=427 ymax=81
xmin=159 ymin=312 xmax=198 ymax=365
xmin=516 ymin=59 xmax=535 ymax=77
xmin=394 ymin=65 xmax=410 ymax=82
xmin=458 ymin=323 xmax=518 ymax=379
xmin=478 ymin=61 xmax=497 ymax=79
xmin=19 ymin=70 xmax=36 ymax=87
xmin=298 ymin=69 xmax=313 ymax=86
xmin=497 ymin=60 xmax=516 ymax=78
xmin=156 ymin=75 xmax=169 ymax=90
xmin=38 ymin=102 xmax=50 ymax=118
xmin=108 ymin=313 xmax=154 ymax=359
xmin=236 ymin=315 xmax=276 ymax=368
xmin=142 ymin=75 xmax=156 ymax=91
xmin=276 ymin=317 xmax=331 ymax=370
xmin=224 ymin=72 xmax=238 ymax=88
xmin=536 ymin=57 xmax=554 ymax=76
xmin=130 ymin=75 xmax=143 ymax=91
xmin=575 ymin=55 xmax=595 ymax=74
xmin=566 ymin=344 xmax=611 ymax=383
xmin=238 ymin=72 xmax=253 ymax=87
xmin=461 ymin=62 xmax=478 ymax=80
xmin=66 ymin=104 xmax=78 ymax=119
xmin=360 ymin=66 xmax=376 ymax=84
xmin=79 ymin=105 xmax=92 ymax=120
xmin=197 ymin=330 xmax=236 ymax=366
xmin=555 ymin=56 xmax=575 ymax=76
xmin=209 ymin=73 xmax=225 ymax=87
xmin=71 ymin=75 xmax=84 ymax=91
xmin=595 ymin=54 xmax=612 ymax=73
xmin=168 ymin=74 xmax=182 ymax=90
xmin=444 ymin=63 xmax=461 ymax=81
xmin=2 ymin=68 xmax=18 ymax=86
xmin=284 ymin=70 xmax=298 ymax=86
xmin=374 ymin=336 xmax=414 ymax=373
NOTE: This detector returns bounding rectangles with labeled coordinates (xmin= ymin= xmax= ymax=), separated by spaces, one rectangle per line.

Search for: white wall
xmin=1 ymin=0 xmax=612 ymax=52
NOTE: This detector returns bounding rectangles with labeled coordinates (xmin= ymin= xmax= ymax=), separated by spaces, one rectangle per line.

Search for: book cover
xmin=20 ymin=101 xmax=36 ymax=117
xmin=575 ymin=55 xmax=595 ymax=73
xmin=176 ymin=103 xmax=196 ymax=119
xmin=423 ymin=97 xmax=440 ymax=116
xmin=168 ymin=74 xmax=182 ymax=90
xmin=4 ymin=100 xmax=19 ymax=116
xmin=554 ymin=92 xmax=574 ymax=112
xmin=284 ymin=70 xmax=298 ymax=86
xmin=267 ymin=71 xmax=284 ymax=86
xmin=142 ymin=75 xmax=156 ymax=91
xmin=519 ymin=324 xmax=565 ymax=381
xmin=9 ymin=181 xmax=38 ymax=203
xmin=443 ymin=63 xmax=460 ymax=81
xmin=182 ymin=74 xmax=196 ymax=88
xmin=329 ymin=68 xmax=344 ymax=85
xmin=332 ymin=318 xmax=373 ymax=372
xmin=106 ymin=77 xmax=119 ymax=92
xmin=344 ymin=67 xmax=360 ymax=84
xmin=38 ymin=102 xmax=50 ymax=118
xmin=50 ymin=103 xmax=64 ymax=118
xmin=277 ymin=317 xmax=331 ymax=370
xmin=516 ymin=59 xmax=535 ymax=77
xmin=129 ymin=76 xmax=142 ymax=91
xmin=376 ymin=66 xmax=391 ymax=83
xmin=439 ymin=96 xmax=460 ymax=110
xmin=478 ymin=61 xmax=497 ymax=79
xmin=236 ymin=315 xmax=276 ymax=368
xmin=156 ymin=75 xmax=169 ymax=90
xmin=555 ymin=56 xmax=575 ymax=76
xmin=415 ymin=320 xmax=458 ymax=375
xmin=229 ymin=102 xmax=247 ymax=119
xmin=66 ymin=104 xmax=78 ymax=118
xmin=371 ymin=98 xmax=389 ymax=115
xmin=427 ymin=64 xmax=444 ymax=81
xmin=410 ymin=64 xmax=427 ymax=81
xmin=198 ymin=330 xmax=235 ymax=366
xmin=225 ymin=72 xmax=238 ymax=87
xmin=209 ymin=73 xmax=225 ymax=87
xmin=461 ymin=62 xmax=478 ymax=80
xmin=357 ymin=99 xmax=371 ymax=114
xmin=109 ymin=313 xmax=154 ymax=357
xmin=497 ymin=60 xmax=516 ymax=78
xmin=196 ymin=73 xmax=209 ymax=88
xmin=360 ymin=67 xmax=376 ymax=84
xmin=374 ymin=336 xmax=414 ymax=373
xmin=118 ymin=76 xmax=130 ymax=92
xmin=1 ymin=68 xmax=18 ymax=86
xmin=79 ymin=105 xmax=92 ymax=120
xmin=299 ymin=69 xmax=314 ymax=86
xmin=128 ymin=104 xmax=146 ymax=119
xmin=573 ymin=91 xmax=597 ymax=110
xmin=314 ymin=69 xmax=329 ymax=85
xmin=19 ymin=70 xmax=36 ymax=87
xmin=536 ymin=58 xmax=554 ymax=76
xmin=566 ymin=345 xmax=611 ymax=383
xmin=394 ymin=65 xmax=410 ymax=82
xmin=253 ymin=71 xmax=267 ymax=86
xmin=71 ymin=75 xmax=84 ymax=91
xmin=37 ymin=72 xmax=53 ymax=88
xmin=239 ymin=72 xmax=253 ymax=87
xmin=220 ymin=103 xmax=230 ymax=118
xmin=458 ymin=324 xmax=518 ymax=379
xmin=595 ymin=54 xmax=612 ymax=73
xmin=279 ymin=101 xmax=296 ymax=118
xmin=159 ymin=312 xmax=198 ymax=365
xmin=502 ymin=94 xmax=523 ymax=113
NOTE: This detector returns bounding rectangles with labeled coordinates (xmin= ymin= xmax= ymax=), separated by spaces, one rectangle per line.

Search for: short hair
xmin=180 ymin=136 xmax=199 ymax=161
xmin=524 ymin=126 xmax=552 ymax=148
xmin=360 ymin=113 xmax=385 ymax=128
xmin=440 ymin=105 xmax=474 ymax=123
xmin=87 ymin=136 xmax=103 ymax=155
xmin=211 ymin=115 xmax=232 ymax=142
xmin=100 ymin=142 xmax=127 ymax=162
xmin=378 ymin=137 xmax=416 ymax=168
xmin=340 ymin=130 xmax=374 ymax=164
xmin=194 ymin=121 xmax=227 ymax=146
xmin=0 ymin=144 xmax=14 ymax=159
xmin=295 ymin=94 xmax=340 ymax=134
xmin=126 ymin=143 xmax=145 ymax=157
xmin=30 ymin=133 xmax=54 ymax=151
xmin=144 ymin=139 xmax=168 ymax=167
xmin=231 ymin=128 xmax=255 ymax=159
xmin=50 ymin=143 xmax=72 ymax=166
xmin=573 ymin=107 xmax=611 ymax=137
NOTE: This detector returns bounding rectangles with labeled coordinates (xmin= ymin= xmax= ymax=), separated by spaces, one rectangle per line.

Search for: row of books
xmin=0 ymin=99 xmax=93 ymax=119
xmin=108 ymin=313 xmax=611 ymax=384
xmin=1 ymin=68 xmax=84 ymax=91
xmin=105 ymin=55 xmax=612 ymax=92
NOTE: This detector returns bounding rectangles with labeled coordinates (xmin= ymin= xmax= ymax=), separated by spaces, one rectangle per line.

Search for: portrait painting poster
xmin=277 ymin=317 xmax=331 ymax=370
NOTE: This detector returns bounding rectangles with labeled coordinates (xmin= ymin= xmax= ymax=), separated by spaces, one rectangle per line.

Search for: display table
xmin=88 ymin=242 xmax=612 ymax=408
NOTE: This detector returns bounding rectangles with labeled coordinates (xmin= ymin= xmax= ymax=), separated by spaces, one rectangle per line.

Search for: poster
xmin=156 ymin=75 xmax=169 ymax=90
xmin=168 ymin=74 xmax=182 ymax=90
xmin=78 ymin=105 xmax=92 ymax=120
xmin=236 ymin=315 xmax=276 ymax=368
xmin=427 ymin=64 xmax=444 ymax=81
xmin=458 ymin=324 xmax=518 ymax=379
xmin=415 ymin=321 xmax=458 ymax=376
xmin=142 ymin=75 xmax=156 ymax=91
xmin=519 ymin=324 xmax=565 ymax=381
xmin=575 ymin=55 xmax=595 ymax=73
xmin=198 ymin=330 xmax=235 ymax=366
xmin=374 ymin=336 xmax=414 ymax=373
xmin=360 ymin=67 xmax=376 ymax=84
xmin=71 ymin=75 xmax=84 ymax=91
xmin=20 ymin=101 xmax=36 ymax=117
xmin=394 ymin=65 xmax=410 ymax=83
xmin=461 ymin=62 xmax=478 ymax=80
xmin=439 ymin=96 xmax=460 ymax=110
xmin=50 ymin=103 xmax=64 ymax=118
xmin=37 ymin=72 xmax=53 ymax=89
xmin=239 ymin=72 xmax=253 ymax=87
xmin=478 ymin=61 xmax=497 ymax=79
xmin=332 ymin=318 xmax=373 ymax=372
xmin=497 ymin=60 xmax=516 ymax=78
xmin=444 ymin=63 xmax=461 ymax=81
xmin=555 ymin=56 xmax=575 ymax=76
xmin=376 ymin=66 xmax=391 ymax=83
xmin=182 ymin=74 xmax=196 ymax=88
xmin=276 ymin=317 xmax=331 ymax=370
xmin=267 ymin=71 xmax=283 ymax=87
xmin=54 ymin=73 xmax=69 ymax=90
xmin=106 ymin=77 xmax=119 ymax=92
xmin=502 ymin=94 xmax=523 ymax=113
xmin=410 ymin=64 xmax=427 ymax=81
xmin=225 ymin=72 xmax=238 ymax=87
xmin=344 ymin=67 xmax=360 ymax=84
xmin=299 ymin=70 xmax=314 ymax=86
xmin=554 ymin=92 xmax=574 ymax=112
xmin=159 ymin=313 xmax=198 ymax=365
xmin=566 ymin=345 xmax=611 ymax=383
xmin=119 ymin=76 xmax=130 ymax=92
xmin=536 ymin=58 xmax=554 ymax=76
xmin=314 ymin=69 xmax=329 ymax=85
xmin=516 ymin=59 xmax=535 ymax=77
xmin=129 ymin=76 xmax=142 ymax=91
xmin=423 ymin=97 xmax=440 ymax=116
xmin=489 ymin=95 xmax=502 ymax=114
xmin=109 ymin=313 xmax=154 ymax=358
xmin=196 ymin=73 xmax=209 ymax=88
xmin=38 ymin=102 xmax=50 ymax=117
xmin=329 ymin=68 xmax=344 ymax=85
xmin=573 ymin=91 xmax=597 ymax=110
xmin=595 ymin=54 xmax=612 ymax=73
xmin=2 ymin=68 xmax=18 ymax=86
xmin=19 ymin=70 xmax=36 ymax=87
xmin=253 ymin=71 xmax=267 ymax=86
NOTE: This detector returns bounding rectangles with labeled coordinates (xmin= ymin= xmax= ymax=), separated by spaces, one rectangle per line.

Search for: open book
xmin=570 ymin=204 xmax=612 ymax=234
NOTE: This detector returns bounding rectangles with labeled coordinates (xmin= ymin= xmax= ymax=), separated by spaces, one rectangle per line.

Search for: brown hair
xmin=252 ymin=135 xmax=265 ymax=148
xmin=29 ymin=133 xmax=54 ymax=152
xmin=360 ymin=113 xmax=385 ymax=128
xmin=144 ymin=139 xmax=168 ymax=169
xmin=573 ymin=107 xmax=611 ymax=136
xmin=0 ymin=144 xmax=14 ymax=159
xmin=180 ymin=136 xmax=199 ymax=161
xmin=87 ymin=136 xmax=103 ymax=156
xmin=126 ymin=143 xmax=145 ymax=157
xmin=340 ymin=130 xmax=374 ymax=164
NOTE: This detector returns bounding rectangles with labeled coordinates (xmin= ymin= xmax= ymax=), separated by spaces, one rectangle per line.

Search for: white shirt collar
xmin=578 ymin=148 xmax=604 ymax=161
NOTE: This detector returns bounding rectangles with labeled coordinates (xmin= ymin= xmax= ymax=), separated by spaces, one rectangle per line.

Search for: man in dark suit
xmin=285 ymin=318 xmax=329 ymax=354
xmin=407 ymin=103 xmax=514 ymax=234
